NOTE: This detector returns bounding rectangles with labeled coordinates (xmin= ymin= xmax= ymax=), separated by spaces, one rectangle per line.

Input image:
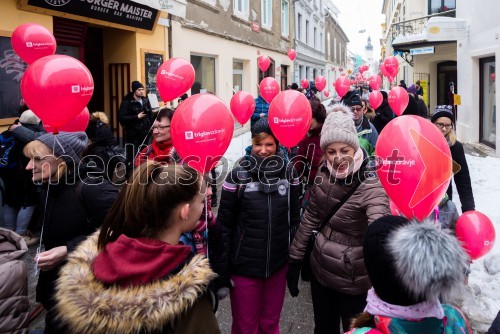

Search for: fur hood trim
xmin=55 ymin=232 xmax=216 ymax=334
xmin=389 ymin=221 xmax=468 ymax=303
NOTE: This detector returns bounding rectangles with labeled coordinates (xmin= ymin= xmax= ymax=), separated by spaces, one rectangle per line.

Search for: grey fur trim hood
xmin=55 ymin=232 xmax=216 ymax=334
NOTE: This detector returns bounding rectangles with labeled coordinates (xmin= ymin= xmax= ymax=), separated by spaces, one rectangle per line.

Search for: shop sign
xmin=20 ymin=0 xmax=160 ymax=32
xmin=410 ymin=47 xmax=435 ymax=55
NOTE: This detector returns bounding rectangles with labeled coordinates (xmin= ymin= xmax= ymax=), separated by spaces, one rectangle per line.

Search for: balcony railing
xmin=391 ymin=9 xmax=456 ymax=41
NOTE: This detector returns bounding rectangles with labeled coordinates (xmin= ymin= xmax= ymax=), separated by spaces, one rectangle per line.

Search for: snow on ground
xmin=454 ymin=154 xmax=500 ymax=333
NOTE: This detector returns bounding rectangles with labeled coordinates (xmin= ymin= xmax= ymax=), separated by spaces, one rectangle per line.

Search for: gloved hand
xmin=213 ymin=275 xmax=233 ymax=300
xmin=286 ymin=261 xmax=302 ymax=297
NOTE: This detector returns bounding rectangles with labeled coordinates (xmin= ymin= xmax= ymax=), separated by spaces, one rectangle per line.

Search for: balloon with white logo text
xmin=171 ymin=94 xmax=234 ymax=174
xmin=230 ymin=91 xmax=255 ymax=125
xmin=314 ymin=76 xmax=326 ymax=92
xmin=388 ymin=86 xmax=409 ymax=116
xmin=383 ymin=56 xmax=399 ymax=78
xmin=156 ymin=58 xmax=195 ymax=102
xmin=21 ymin=55 xmax=93 ymax=130
xmin=259 ymin=77 xmax=280 ymax=104
xmin=11 ymin=23 xmax=56 ymax=64
xmin=268 ymin=90 xmax=312 ymax=147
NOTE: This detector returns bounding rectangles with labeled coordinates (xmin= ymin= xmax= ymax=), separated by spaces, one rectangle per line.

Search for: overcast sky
xmin=334 ymin=0 xmax=385 ymax=61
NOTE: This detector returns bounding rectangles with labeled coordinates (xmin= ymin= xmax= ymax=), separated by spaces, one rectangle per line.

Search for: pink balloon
xmin=258 ymin=55 xmax=271 ymax=72
xmin=383 ymin=56 xmax=399 ymax=78
xmin=456 ymin=211 xmax=496 ymax=260
xmin=21 ymin=55 xmax=93 ymax=130
xmin=268 ymin=90 xmax=312 ymax=147
xmin=339 ymin=67 xmax=344 ymax=73
xmin=375 ymin=115 xmax=452 ymax=221
xmin=369 ymin=90 xmax=383 ymax=109
xmin=230 ymin=91 xmax=255 ymax=124
xmin=300 ymin=79 xmax=309 ymax=90
xmin=314 ymin=76 xmax=326 ymax=92
xmin=323 ymin=91 xmax=330 ymax=97
xmin=171 ymin=94 xmax=234 ymax=174
xmin=379 ymin=63 xmax=388 ymax=78
xmin=11 ymin=23 xmax=56 ymax=64
xmin=368 ymin=74 xmax=382 ymax=90
xmin=259 ymin=77 xmax=280 ymax=104
xmin=389 ymin=199 xmax=401 ymax=215
xmin=45 ymin=107 xmax=90 ymax=133
xmin=490 ymin=73 xmax=496 ymax=81
xmin=334 ymin=76 xmax=351 ymax=97
xmin=157 ymin=58 xmax=195 ymax=102
xmin=331 ymin=66 xmax=336 ymax=71
xmin=287 ymin=49 xmax=296 ymax=61
xmin=388 ymin=87 xmax=409 ymax=116
xmin=358 ymin=65 xmax=366 ymax=74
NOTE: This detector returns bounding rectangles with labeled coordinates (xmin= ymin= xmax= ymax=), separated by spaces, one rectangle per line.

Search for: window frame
xmin=281 ymin=0 xmax=290 ymax=37
xmin=261 ymin=0 xmax=272 ymax=28
xmin=233 ymin=0 xmax=249 ymax=18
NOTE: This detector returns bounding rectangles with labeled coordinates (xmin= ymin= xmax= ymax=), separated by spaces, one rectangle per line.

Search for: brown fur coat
xmin=55 ymin=232 xmax=219 ymax=334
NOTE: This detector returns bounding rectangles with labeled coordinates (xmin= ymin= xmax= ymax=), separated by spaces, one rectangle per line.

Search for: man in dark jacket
xmin=118 ymin=81 xmax=153 ymax=164
xmin=371 ymin=90 xmax=394 ymax=134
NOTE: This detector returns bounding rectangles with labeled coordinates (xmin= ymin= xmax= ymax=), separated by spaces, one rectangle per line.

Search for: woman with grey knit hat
xmin=287 ymin=105 xmax=390 ymax=334
xmin=23 ymin=131 xmax=118 ymax=333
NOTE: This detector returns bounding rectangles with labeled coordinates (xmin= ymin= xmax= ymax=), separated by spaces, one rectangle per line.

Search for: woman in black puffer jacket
xmin=211 ymin=118 xmax=301 ymax=334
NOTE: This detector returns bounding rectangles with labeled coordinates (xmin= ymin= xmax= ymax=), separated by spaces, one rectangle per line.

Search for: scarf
xmin=326 ymin=147 xmax=364 ymax=180
xmin=364 ymin=288 xmax=445 ymax=320
xmin=247 ymin=151 xmax=286 ymax=193
xmin=151 ymin=140 xmax=173 ymax=158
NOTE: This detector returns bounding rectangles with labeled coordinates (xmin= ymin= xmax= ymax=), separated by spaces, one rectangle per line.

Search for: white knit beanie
xmin=19 ymin=110 xmax=41 ymax=125
xmin=320 ymin=103 xmax=359 ymax=151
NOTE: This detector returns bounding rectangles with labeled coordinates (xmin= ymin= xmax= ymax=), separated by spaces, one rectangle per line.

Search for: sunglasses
xmin=350 ymin=106 xmax=363 ymax=112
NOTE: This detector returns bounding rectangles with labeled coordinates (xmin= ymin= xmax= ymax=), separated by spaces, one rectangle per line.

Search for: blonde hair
xmin=361 ymin=97 xmax=375 ymax=120
xmin=92 ymin=111 xmax=109 ymax=124
xmin=23 ymin=140 xmax=68 ymax=181
xmin=447 ymin=127 xmax=457 ymax=146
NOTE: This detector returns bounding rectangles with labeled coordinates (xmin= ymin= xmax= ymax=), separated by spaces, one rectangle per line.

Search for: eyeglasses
xmin=350 ymin=106 xmax=363 ymax=112
xmin=434 ymin=122 xmax=453 ymax=130
xmin=152 ymin=125 xmax=170 ymax=131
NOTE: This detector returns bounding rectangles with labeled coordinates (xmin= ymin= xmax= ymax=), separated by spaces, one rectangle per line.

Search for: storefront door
xmin=480 ymin=56 xmax=496 ymax=148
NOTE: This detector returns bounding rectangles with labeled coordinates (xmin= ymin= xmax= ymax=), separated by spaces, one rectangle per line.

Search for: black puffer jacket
xmin=36 ymin=166 xmax=118 ymax=309
xmin=212 ymin=154 xmax=301 ymax=280
xmin=372 ymin=98 xmax=394 ymax=134
xmin=118 ymin=92 xmax=153 ymax=141
xmin=448 ymin=141 xmax=475 ymax=212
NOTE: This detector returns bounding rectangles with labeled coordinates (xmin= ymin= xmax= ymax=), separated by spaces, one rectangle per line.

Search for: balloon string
xmin=132 ymin=109 xmax=163 ymax=164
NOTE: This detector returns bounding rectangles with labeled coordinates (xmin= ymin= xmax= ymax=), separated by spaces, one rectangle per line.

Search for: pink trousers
xmin=230 ymin=265 xmax=287 ymax=334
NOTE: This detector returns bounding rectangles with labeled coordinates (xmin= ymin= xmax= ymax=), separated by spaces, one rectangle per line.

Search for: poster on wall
xmin=0 ymin=36 xmax=27 ymax=119
xmin=142 ymin=49 xmax=164 ymax=103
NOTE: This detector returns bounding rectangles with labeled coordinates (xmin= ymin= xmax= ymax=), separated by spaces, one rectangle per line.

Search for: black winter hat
xmin=251 ymin=117 xmax=273 ymax=137
xmin=131 ymin=81 xmax=144 ymax=92
xmin=431 ymin=105 xmax=454 ymax=124
xmin=341 ymin=90 xmax=362 ymax=107
xmin=364 ymin=215 xmax=468 ymax=306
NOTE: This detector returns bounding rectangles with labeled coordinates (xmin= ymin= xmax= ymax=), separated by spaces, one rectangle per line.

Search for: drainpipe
xmin=167 ymin=13 xmax=173 ymax=58
xmin=293 ymin=0 xmax=298 ymax=83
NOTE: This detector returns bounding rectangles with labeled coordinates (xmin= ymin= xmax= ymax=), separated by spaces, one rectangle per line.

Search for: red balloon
xmin=334 ymin=76 xmax=351 ymax=97
xmin=300 ymin=79 xmax=309 ymax=90
xmin=170 ymin=94 xmax=234 ymax=174
xmin=388 ymin=87 xmax=409 ymax=116
xmin=268 ymin=91 xmax=312 ymax=147
xmin=358 ymin=66 xmax=366 ymax=74
xmin=368 ymin=74 xmax=382 ymax=90
xmin=379 ymin=63 xmax=388 ymax=78
xmin=45 ymin=107 xmax=90 ymax=133
xmin=383 ymin=56 xmax=399 ymax=78
xmin=490 ymin=73 xmax=496 ymax=81
xmin=230 ymin=91 xmax=255 ymax=125
xmin=156 ymin=58 xmax=195 ymax=102
xmin=339 ymin=67 xmax=344 ymax=73
xmin=314 ymin=76 xmax=326 ymax=92
xmin=369 ymin=90 xmax=383 ymax=109
xmin=375 ymin=115 xmax=453 ymax=221
xmin=287 ymin=49 xmax=296 ymax=61
xmin=259 ymin=77 xmax=280 ymax=104
xmin=323 ymin=91 xmax=330 ymax=97
xmin=456 ymin=211 xmax=496 ymax=260
xmin=21 ymin=55 xmax=93 ymax=129
xmin=258 ymin=55 xmax=271 ymax=72
xmin=11 ymin=23 xmax=56 ymax=64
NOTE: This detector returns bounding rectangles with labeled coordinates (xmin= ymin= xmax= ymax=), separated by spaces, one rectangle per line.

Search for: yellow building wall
xmin=0 ymin=0 xmax=52 ymax=35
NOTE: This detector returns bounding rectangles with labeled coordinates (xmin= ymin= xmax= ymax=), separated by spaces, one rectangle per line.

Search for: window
xmin=234 ymin=0 xmax=249 ymax=17
xmin=297 ymin=14 xmax=302 ymax=40
xmin=480 ymin=57 xmax=496 ymax=148
xmin=233 ymin=60 xmax=243 ymax=93
xmin=429 ymin=0 xmax=456 ymax=14
xmin=306 ymin=20 xmax=310 ymax=44
xmin=327 ymin=33 xmax=330 ymax=59
xmin=281 ymin=0 xmax=289 ymax=37
xmin=314 ymin=27 xmax=317 ymax=48
xmin=190 ymin=55 xmax=216 ymax=95
xmin=262 ymin=0 xmax=272 ymax=28
xmin=334 ymin=37 xmax=337 ymax=62
xmin=320 ymin=32 xmax=323 ymax=52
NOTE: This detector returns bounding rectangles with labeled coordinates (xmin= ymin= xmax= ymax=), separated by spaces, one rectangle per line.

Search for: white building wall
xmin=456 ymin=0 xmax=500 ymax=154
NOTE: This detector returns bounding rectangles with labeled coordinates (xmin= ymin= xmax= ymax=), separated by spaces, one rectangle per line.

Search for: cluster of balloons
xmin=13 ymin=23 xmax=94 ymax=133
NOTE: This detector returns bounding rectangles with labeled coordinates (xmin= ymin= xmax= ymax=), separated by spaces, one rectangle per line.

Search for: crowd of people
xmin=1 ymin=78 xmax=497 ymax=334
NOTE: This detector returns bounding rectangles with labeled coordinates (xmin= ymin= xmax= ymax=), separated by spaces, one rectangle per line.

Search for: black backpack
xmin=0 ymin=131 xmax=17 ymax=169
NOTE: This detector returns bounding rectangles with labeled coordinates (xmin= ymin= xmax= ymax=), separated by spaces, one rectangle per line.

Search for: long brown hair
xmin=97 ymin=162 xmax=200 ymax=250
